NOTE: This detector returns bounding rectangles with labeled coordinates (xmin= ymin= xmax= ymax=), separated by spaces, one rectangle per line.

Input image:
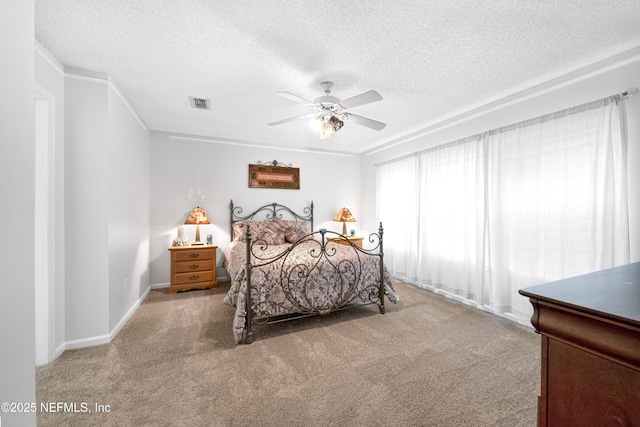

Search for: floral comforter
xmin=222 ymin=239 xmax=398 ymax=343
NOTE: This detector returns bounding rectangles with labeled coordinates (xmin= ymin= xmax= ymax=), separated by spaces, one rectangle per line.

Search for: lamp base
xmin=192 ymin=224 xmax=205 ymax=245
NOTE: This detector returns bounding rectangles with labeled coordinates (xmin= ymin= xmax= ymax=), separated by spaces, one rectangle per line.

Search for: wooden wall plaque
xmin=249 ymin=164 xmax=300 ymax=189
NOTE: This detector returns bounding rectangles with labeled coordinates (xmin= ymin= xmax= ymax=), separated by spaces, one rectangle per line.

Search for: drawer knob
xmin=189 ymin=275 xmax=200 ymax=281
xmin=189 ymin=264 xmax=199 ymax=269
xmin=189 ymin=253 xmax=200 ymax=258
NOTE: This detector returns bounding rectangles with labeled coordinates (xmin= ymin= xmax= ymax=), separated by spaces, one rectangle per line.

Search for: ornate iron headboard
xmin=229 ymin=200 xmax=314 ymax=241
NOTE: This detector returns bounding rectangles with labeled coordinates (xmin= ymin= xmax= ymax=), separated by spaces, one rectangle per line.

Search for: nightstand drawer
xmin=174 ymin=250 xmax=213 ymax=262
xmin=168 ymin=244 xmax=218 ymax=293
xmin=173 ymin=271 xmax=214 ymax=285
xmin=173 ymin=259 xmax=214 ymax=273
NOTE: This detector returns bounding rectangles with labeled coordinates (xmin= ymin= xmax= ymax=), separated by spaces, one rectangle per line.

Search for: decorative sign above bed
xmin=248 ymin=160 xmax=300 ymax=190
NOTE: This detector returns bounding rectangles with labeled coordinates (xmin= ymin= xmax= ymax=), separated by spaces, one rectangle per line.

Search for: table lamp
xmin=184 ymin=206 xmax=210 ymax=245
xmin=333 ymin=207 xmax=356 ymax=235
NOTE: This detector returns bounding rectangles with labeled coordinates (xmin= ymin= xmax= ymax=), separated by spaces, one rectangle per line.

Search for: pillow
xmin=232 ymin=222 xmax=247 ymax=241
xmin=278 ymin=219 xmax=311 ymax=235
xmin=232 ymin=219 xmax=311 ymax=242
xmin=258 ymin=219 xmax=288 ymax=245
xmin=285 ymin=226 xmax=307 ymax=243
xmin=232 ymin=220 xmax=278 ymax=241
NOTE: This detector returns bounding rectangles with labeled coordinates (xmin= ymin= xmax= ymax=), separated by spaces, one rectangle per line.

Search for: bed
xmin=222 ymin=200 xmax=398 ymax=344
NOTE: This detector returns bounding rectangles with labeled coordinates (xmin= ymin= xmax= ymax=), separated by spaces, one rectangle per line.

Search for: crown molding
xmin=34 ymin=41 xmax=147 ymax=131
xmin=34 ymin=39 xmax=65 ymax=76
xmin=167 ymin=135 xmax=353 ymax=157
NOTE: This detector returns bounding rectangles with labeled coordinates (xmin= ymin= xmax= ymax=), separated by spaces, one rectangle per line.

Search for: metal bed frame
xmin=229 ymin=200 xmax=386 ymax=343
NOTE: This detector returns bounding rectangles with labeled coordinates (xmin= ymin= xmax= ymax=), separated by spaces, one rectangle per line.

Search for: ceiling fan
xmin=267 ymin=81 xmax=386 ymax=139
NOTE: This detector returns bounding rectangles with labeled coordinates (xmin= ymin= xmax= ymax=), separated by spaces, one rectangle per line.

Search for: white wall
xmin=149 ymin=132 xmax=362 ymax=285
xmin=107 ymin=84 xmax=151 ymax=332
xmin=63 ymin=72 xmax=152 ymax=346
xmin=64 ymin=74 xmax=111 ymax=343
xmin=361 ymin=47 xmax=640 ymax=263
xmin=0 ymin=0 xmax=37 ymax=425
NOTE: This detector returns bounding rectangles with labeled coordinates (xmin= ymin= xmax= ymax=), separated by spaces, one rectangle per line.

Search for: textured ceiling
xmin=34 ymin=0 xmax=640 ymax=154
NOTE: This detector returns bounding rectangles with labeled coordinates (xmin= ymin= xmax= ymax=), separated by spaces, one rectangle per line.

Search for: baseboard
xmin=58 ymin=286 xmax=153 ymax=355
xmin=150 ymin=278 xmax=228 ymax=289
xmin=396 ymin=277 xmax=535 ymax=331
xmin=52 ymin=343 xmax=65 ymax=361
xmin=109 ymin=286 xmax=151 ymax=341
xmin=151 ymin=282 xmax=170 ymax=289
xmin=65 ymin=334 xmax=111 ymax=350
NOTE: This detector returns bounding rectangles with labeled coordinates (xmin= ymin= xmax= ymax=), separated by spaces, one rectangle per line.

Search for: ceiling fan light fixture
xmin=316 ymin=115 xmax=344 ymax=139
xmin=309 ymin=115 xmax=323 ymax=132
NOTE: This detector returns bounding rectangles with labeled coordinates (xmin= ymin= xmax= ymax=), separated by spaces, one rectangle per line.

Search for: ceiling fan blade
xmin=267 ymin=113 xmax=315 ymax=126
xmin=346 ymin=113 xmax=386 ymax=131
xmin=276 ymin=92 xmax=316 ymax=107
xmin=340 ymin=90 xmax=383 ymax=109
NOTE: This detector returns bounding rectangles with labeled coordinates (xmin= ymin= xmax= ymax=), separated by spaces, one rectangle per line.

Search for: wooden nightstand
xmin=168 ymin=244 xmax=218 ymax=293
xmin=327 ymin=236 xmax=363 ymax=248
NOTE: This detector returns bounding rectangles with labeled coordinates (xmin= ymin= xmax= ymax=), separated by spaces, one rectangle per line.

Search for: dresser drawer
xmin=174 ymin=249 xmax=213 ymax=262
xmin=173 ymin=259 xmax=214 ymax=273
xmin=173 ymin=270 xmax=214 ymax=285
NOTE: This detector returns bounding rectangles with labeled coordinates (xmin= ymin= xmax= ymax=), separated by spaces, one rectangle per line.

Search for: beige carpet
xmin=36 ymin=281 xmax=540 ymax=426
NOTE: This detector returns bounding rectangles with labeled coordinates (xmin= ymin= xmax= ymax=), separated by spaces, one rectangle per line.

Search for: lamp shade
xmin=333 ymin=207 xmax=356 ymax=223
xmin=333 ymin=207 xmax=355 ymax=235
xmin=184 ymin=206 xmax=210 ymax=225
xmin=184 ymin=206 xmax=210 ymax=244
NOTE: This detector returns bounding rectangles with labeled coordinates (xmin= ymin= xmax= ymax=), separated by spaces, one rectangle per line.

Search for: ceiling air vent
xmin=189 ymin=96 xmax=211 ymax=110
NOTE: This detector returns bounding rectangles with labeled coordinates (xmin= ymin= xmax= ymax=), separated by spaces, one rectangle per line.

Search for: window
xmin=377 ymin=95 xmax=630 ymax=324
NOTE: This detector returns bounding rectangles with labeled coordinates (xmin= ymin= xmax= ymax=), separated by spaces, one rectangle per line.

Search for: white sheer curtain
xmin=416 ymin=138 xmax=486 ymax=302
xmin=377 ymin=95 xmax=630 ymax=324
xmin=486 ymin=97 xmax=629 ymax=320
xmin=376 ymin=156 xmax=419 ymax=278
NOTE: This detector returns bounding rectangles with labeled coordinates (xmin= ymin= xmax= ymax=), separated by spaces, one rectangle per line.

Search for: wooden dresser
xmin=519 ymin=262 xmax=640 ymax=427
xmin=168 ymin=244 xmax=218 ymax=293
